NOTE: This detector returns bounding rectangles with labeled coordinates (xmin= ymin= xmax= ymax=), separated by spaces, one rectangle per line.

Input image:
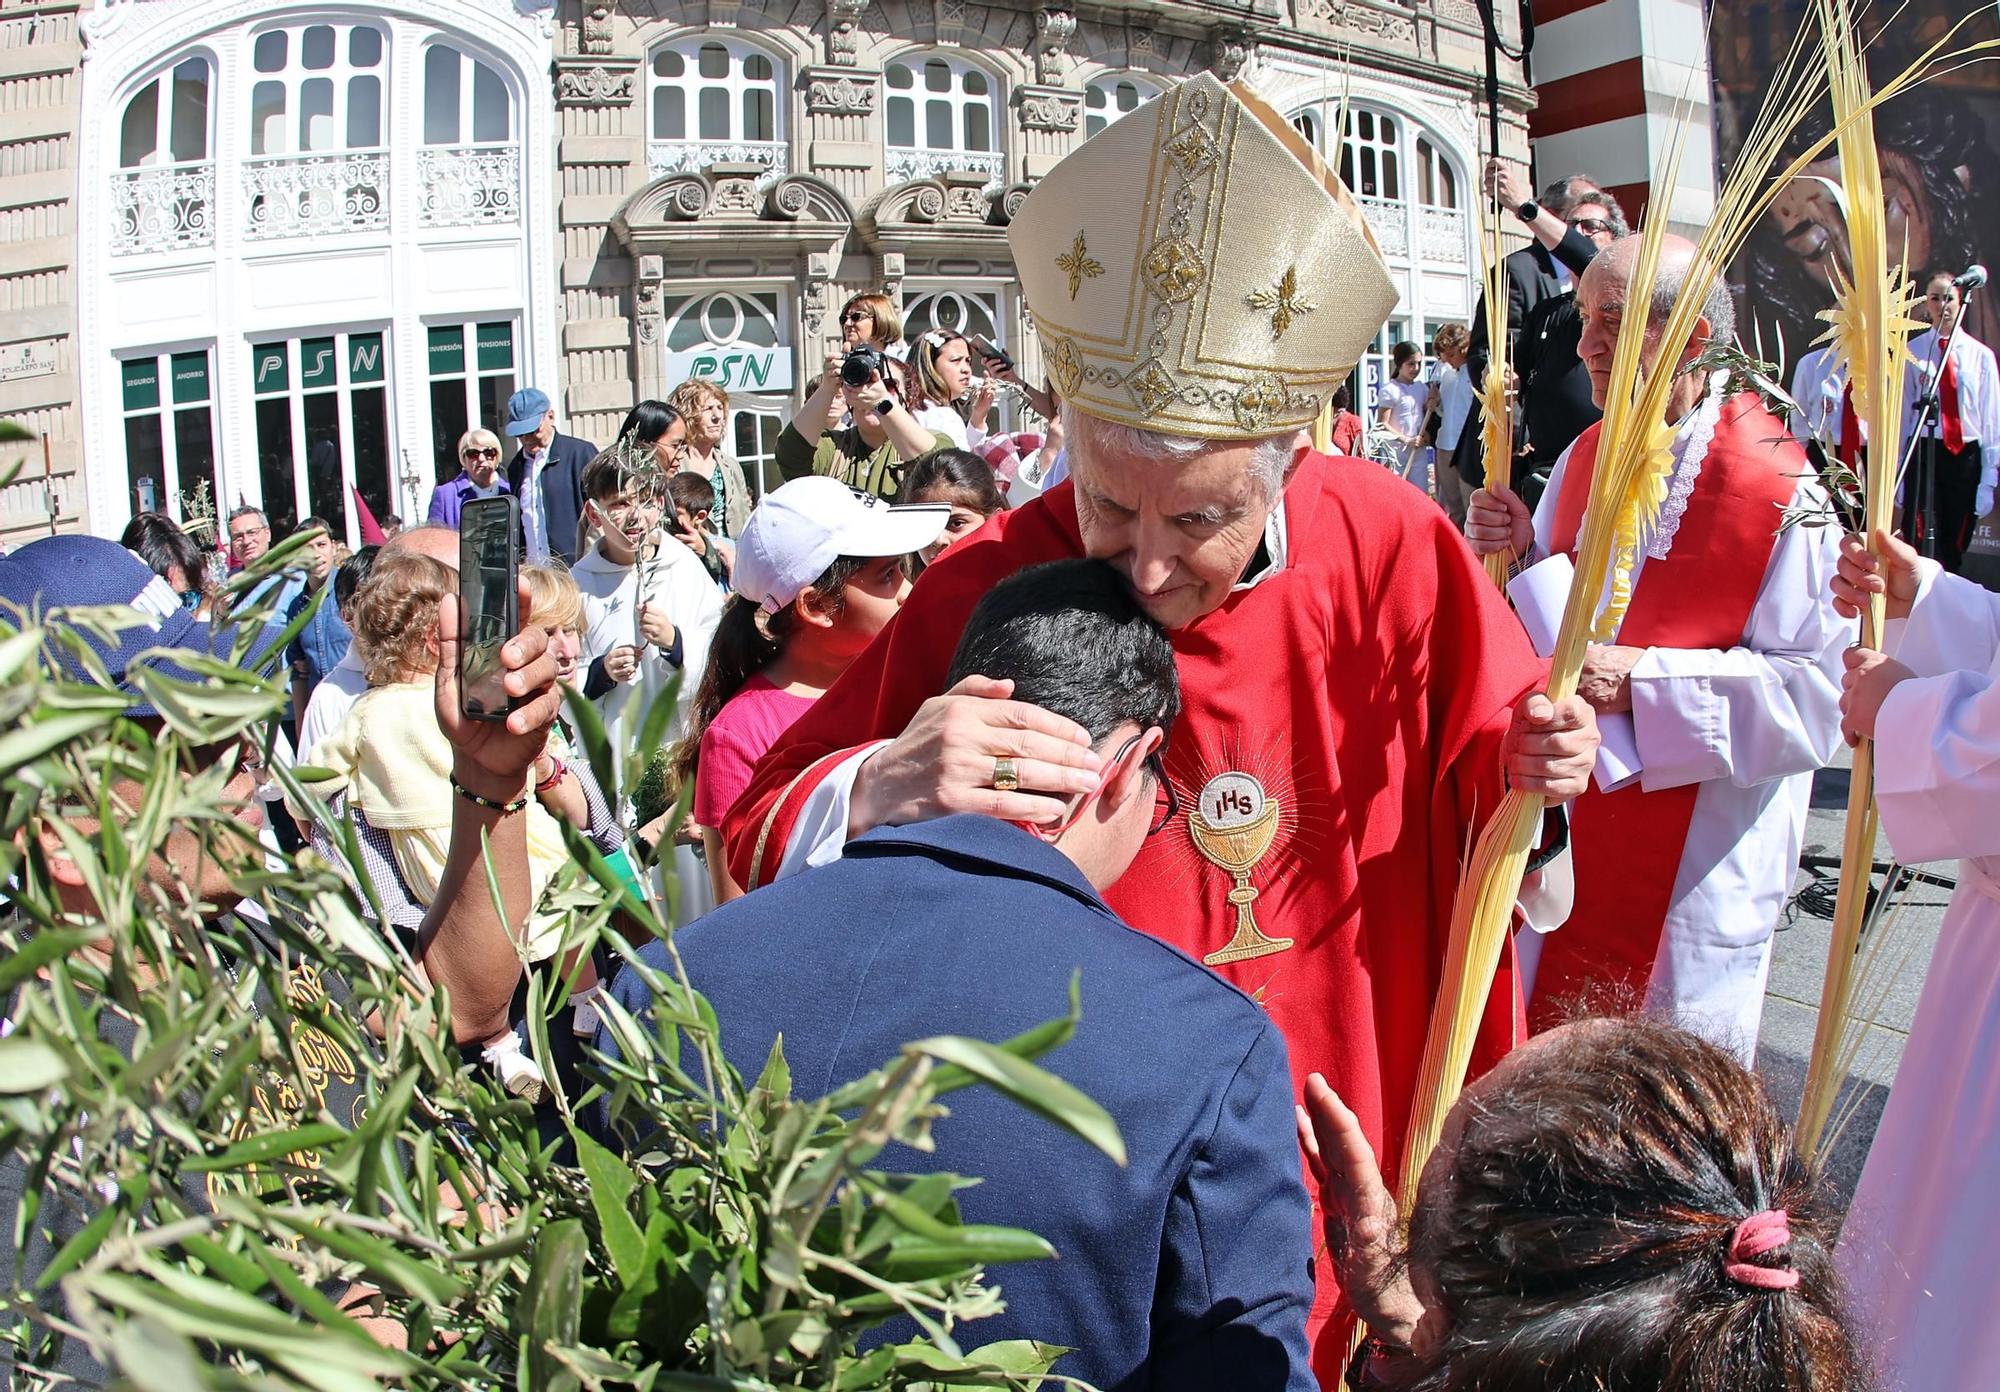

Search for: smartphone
xmin=968 ymin=335 xmax=1013 ymax=372
xmin=458 ymin=494 xmax=520 ymax=722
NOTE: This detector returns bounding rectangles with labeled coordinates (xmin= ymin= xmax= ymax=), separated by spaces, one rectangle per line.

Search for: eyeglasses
xmin=1569 ymin=216 xmax=1613 ymax=236
xmin=1145 ymin=748 xmax=1180 ymax=836
xmin=1045 ymin=732 xmax=1179 ymax=838
xmin=462 ymin=447 xmax=500 ymax=461
xmin=184 ymin=731 xmax=269 ymax=789
xmin=228 ymin=523 xmax=269 ymax=542
xmin=841 ymin=311 xmax=872 ymax=324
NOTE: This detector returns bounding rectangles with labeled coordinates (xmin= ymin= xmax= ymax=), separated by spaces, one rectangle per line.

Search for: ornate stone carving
xmin=580 ymin=0 xmax=614 ymax=55
xmin=711 ymin=172 xmax=762 ymax=214
xmin=1295 ymin=0 xmax=1417 ymax=44
xmin=613 ymin=170 xmax=856 ymax=242
xmin=635 ymin=275 xmax=661 ymax=346
xmin=825 ymin=0 xmax=869 ymax=65
xmin=876 ymin=171 xmax=1018 ymax=232
xmin=556 ymin=62 xmax=637 ymax=106
xmin=647 ymin=140 xmax=789 ymax=188
xmin=1207 ymin=23 xmax=1258 ymax=82
xmin=1017 ymin=89 xmax=1081 ymax=133
xmin=884 ymin=148 xmax=1005 ymax=191
xmin=934 ymin=0 xmax=967 ymax=33
xmin=1127 ymin=20 xmax=1155 ymax=57
xmin=806 ymin=75 xmax=875 ymax=114
xmin=1033 ymin=4 xmax=1076 ymax=83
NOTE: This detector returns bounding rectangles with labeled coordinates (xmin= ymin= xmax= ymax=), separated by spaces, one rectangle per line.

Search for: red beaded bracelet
xmin=535 ymin=758 xmax=569 ymax=795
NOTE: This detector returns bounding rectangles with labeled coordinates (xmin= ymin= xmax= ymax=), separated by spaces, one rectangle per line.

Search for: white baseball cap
xmin=733 ymin=476 xmax=950 ymax=613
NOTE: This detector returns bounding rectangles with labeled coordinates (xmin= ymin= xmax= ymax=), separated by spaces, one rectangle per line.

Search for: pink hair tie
xmin=1724 ymin=1209 xmax=1801 ymax=1291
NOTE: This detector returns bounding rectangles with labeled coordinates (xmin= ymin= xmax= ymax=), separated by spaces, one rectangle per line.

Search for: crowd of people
xmin=5 ymin=67 xmax=1996 ymax=1392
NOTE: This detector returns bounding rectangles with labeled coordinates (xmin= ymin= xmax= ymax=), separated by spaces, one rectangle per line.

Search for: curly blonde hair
xmin=522 ymin=562 xmax=585 ymax=638
xmin=352 ymin=549 xmax=454 ymax=685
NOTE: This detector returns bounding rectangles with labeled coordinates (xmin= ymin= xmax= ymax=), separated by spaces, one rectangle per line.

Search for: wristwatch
xmin=873 ymin=398 xmax=897 ymax=418
xmin=1515 ymin=198 xmax=1541 ymax=223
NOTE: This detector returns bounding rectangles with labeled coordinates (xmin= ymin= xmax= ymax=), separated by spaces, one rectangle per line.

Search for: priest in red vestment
xmin=722 ymin=73 xmax=1602 ymax=1382
xmin=1467 ymin=234 xmax=1848 ymax=1057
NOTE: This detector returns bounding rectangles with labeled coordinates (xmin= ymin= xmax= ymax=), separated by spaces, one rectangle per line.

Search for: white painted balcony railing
xmin=416 ymin=143 xmax=521 ymax=227
xmin=1420 ymin=205 xmax=1469 ymax=264
xmin=884 ymin=147 xmax=1005 ymax=191
xmin=109 ymin=161 xmax=216 ymax=256
xmin=1355 ymin=194 xmax=1409 ymax=259
xmin=241 ymin=150 xmax=389 ymax=241
xmin=646 ymin=140 xmax=789 ymax=186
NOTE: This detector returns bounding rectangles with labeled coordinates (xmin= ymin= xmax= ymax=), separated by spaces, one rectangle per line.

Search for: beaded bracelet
xmin=535 ymin=758 xmax=569 ymax=795
xmin=449 ymin=773 xmax=530 ymax=815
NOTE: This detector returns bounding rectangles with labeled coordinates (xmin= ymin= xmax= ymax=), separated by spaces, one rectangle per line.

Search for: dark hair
xmin=334 ymin=544 xmax=380 ymax=614
xmin=669 ymin=555 xmax=869 ymax=797
xmin=1923 ymin=266 xmax=1959 ymax=294
xmin=581 ymin=445 xmax=667 ymax=506
xmin=909 ymin=329 xmax=970 ymax=413
xmin=296 ymin=515 xmax=333 ymax=539
xmin=669 ymin=472 xmax=715 ymax=516
xmin=615 ymin=399 xmax=684 ymax=447
xmin=1401 ymin=1015 xmax=1867 ymax=1392
xmin=1332 ymin=384 xmax=1353 ymax=413
xmin=119 ymin=512 xmax=205 ymax=594
xmin=945 ymin=559 xmax=1179 ymax=748
xmin=1392 ymin=341 xmax=1423 ymax=371
xmin=897 ymin=449 xmax=1004 ymax=517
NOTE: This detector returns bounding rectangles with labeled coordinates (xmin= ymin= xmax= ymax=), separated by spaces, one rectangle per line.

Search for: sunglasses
xmin=463 ymin=446 xmax=500 ymax=461
xmin=841 ymin=311 xmax=872 ymax=324
xmin=1570 ymin=216 xmax=1613 ymax=235
xmin=182 ymin=731 xmax=270 ymax=789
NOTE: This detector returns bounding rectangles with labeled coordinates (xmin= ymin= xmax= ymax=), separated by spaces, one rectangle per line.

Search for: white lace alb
xmin=1646 ymin=371 xmax=1730 ymax=561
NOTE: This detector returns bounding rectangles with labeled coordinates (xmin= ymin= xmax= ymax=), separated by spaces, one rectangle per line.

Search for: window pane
xmin=302 ymin=392 xmax=348 ymax=537
xmin=250 ymin=81 xmax=285 ymax=155
xmin=299 ymin=77 xmax=334 ymax=151
xmin=124 ymin=412 xmax=166 ymax=517
xmin=1086 ymin=113 xmax=1105 ymax=136
xmin=120 ymin=79 xmax=159 ymax=167
xmin=428 ymin=323 xmax=465 ymax=377
xmin=1117 ymin=81 xmax=1138 ymax=112
xmin=1438 ymin=159 xmax=1457 ymax=208
xmin=477 ymin=371 xmax=515 ymax=440
xmin=655 ymin=86 xmax=684 ymax=139
xmin=698 ymin=86 xmax=728 ymax=139
xmin=430 ymin=378 xmax=469 ymax=484
xmin=745 ymin=53 xmax=771 ymax=81
xmin=654 ymin=49 xmax=683 ymax=77
xmin=475 ymin=321 xmax=514 ymax=372
xmin=962 ymin=67 xmax=987 ymax=96
xmin=744 ymin=87 xmax=773 ymax=141
xmin=302 ymin=24 xmax=335 ymax=69
xmin=1085 ymin=85 xmax=1105 ymax=110
xmin=924 ymin=60 xmax=950 ymax=93
xmin=253 ymin=30 xmax=287 ymax=73
xmin=350 ymin=25 xmax=381 ymax=66
xmin=965 ymin=103 xmax=990 ymax=152
xmin=925 ymin=99 xmax=951 ymax=149
xmin=697 ymin=43 xmax=728 ymax=79
xmin=255 ymin=396 xmax=297 ymax=535
xmin=351 ymin=387 xmax=391 ymax=531
xmin=347 ymin=75 xmax=382 ymax=147
xmin=170 ymin=61 xmax=209 ymax=161
xmin=1382 ymin=151 xmax=1400 ymax=200
xmin=173 ymin=406 xmax=218 ymax=515
xmin=425 ymin=47 xmax=461 ymax=144
xmin=887 ymin=95 xmax=913 ymax=147
xmin=887 ymin=63 xmax=913 ymax=90
xmin=472 ymin=62 xmax=508 ymax=142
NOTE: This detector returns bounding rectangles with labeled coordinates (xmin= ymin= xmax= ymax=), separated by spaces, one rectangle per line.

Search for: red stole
xmin=1528 ymin=394 xmax=1800 ymax=1030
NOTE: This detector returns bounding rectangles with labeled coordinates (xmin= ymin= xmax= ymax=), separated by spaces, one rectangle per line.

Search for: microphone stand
xmin=1897 ymin=280 xmax=1982 ymax=561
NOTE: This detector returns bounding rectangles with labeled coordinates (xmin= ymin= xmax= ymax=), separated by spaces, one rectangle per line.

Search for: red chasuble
xmin=723 ymin=453 xmax=1546 ymax=1379
xmin=1528 ymin=394 xmax=1802 ymax=1030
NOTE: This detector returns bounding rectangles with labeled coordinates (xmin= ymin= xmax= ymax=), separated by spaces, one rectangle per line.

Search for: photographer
xmin=776 ymin=348 xmax=948 ymax=501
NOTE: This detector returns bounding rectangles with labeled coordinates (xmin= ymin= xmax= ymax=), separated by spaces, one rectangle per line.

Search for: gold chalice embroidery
xmin=1189 ymin=772 xmax=1292 ymax=965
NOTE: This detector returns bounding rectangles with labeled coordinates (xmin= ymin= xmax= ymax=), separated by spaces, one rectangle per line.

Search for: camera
xmin=840 ymin=344 xmax=888 ymax=388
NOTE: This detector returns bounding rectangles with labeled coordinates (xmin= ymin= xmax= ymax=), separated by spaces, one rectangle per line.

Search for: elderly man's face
xmin=1576 ymin=258 xmax=1664 ymax=410
xmin=1069 ymin=413 xmax=1291 ymax=630
xmin=228 ymin=513 xmax=270 ymax=565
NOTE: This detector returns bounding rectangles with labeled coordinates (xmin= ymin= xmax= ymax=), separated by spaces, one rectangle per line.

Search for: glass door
xmin=249 ymin=329 xmax=393 ymax=544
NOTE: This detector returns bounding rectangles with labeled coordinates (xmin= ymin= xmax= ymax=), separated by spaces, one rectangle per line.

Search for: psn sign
xmin=662 ymin=345 xmax=792 ymax=393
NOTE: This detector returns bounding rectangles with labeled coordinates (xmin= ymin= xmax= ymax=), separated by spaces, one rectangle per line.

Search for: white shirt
xmin=1376 ymin=377 xmax=1427 ymax=440
xmin=296 ymin=645 xmax=369 ymax=763
xmin=1524 ymin=388 xmax=1853 ymax=1056
xmin=1901 ymin=326 xmax=2000 ymax=458
xmin=1436 ymin=363 xmax=1476 ymax=452
xmin=572 ymin=535 xmax=724 ymax=750
xmin=912 ymin=403 xmax=986 ymax=453
xmin=518 ymin=446 xmax=550 ymax=563
xmin=1787 ymin=344 xmax=1848 ymax=447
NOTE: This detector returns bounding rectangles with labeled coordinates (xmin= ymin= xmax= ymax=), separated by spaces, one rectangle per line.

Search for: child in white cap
xmin=667 ymin=476 xmax=948 ymax=904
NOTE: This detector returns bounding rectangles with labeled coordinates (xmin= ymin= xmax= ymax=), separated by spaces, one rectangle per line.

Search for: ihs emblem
xmin=1188 ymin=771 xmax=1292 ymax=965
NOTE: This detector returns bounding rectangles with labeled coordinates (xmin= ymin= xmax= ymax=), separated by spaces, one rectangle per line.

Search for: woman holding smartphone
xmin=907 ymin=329 xmax=997 ymax=451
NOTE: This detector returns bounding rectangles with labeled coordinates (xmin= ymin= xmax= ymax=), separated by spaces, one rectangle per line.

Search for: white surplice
xmin=1517 ymin=382 xmax=1852 ymax=1058
xmin=1837 ymin=561 xmax=2000 ymax=1390
xmin=1788 ymin=344 xmax=1848 ymax=449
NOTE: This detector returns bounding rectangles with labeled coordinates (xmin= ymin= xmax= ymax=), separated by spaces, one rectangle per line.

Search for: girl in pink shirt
xmin=674 ymin=476 xmax=948 ymax=903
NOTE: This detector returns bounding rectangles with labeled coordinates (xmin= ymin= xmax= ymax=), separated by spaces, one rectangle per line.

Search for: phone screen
xmin=458 ymin=495 xmax=519 ymax=722
xmin=969 ymin=336 xmax=1012 ymax=369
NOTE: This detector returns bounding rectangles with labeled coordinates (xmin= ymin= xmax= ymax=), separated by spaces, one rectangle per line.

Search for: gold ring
xmin=992 ymin=756 xmax=1020 ymax=792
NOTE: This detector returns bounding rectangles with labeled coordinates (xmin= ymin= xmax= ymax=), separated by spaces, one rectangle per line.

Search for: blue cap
xmin=0 ymin=535 xmax=288 ymax=718
xmin=504 ymin=388 xmax=552 ymax=437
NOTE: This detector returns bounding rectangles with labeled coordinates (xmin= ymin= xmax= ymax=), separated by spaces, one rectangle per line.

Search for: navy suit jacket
xmin=603 ymin=814 xmax=1315 ymax=1392
xmin=507 ymin=430 xmax=595 ymax=564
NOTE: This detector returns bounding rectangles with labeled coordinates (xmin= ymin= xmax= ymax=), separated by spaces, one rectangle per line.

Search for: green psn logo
xmin=688 ymin=351 xmax=778 ymax=390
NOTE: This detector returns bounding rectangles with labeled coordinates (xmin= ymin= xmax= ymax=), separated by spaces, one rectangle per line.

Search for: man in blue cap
xmin=503 ymin=387 xmax=597 ymax=565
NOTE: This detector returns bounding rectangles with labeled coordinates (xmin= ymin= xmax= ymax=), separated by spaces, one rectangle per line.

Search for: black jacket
xmin=507 ymin=430 xmax=597 ymax=564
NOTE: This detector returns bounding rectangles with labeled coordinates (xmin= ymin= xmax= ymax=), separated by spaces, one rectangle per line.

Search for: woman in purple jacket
xmin=426 ymin=428 xmax=511 ymax=528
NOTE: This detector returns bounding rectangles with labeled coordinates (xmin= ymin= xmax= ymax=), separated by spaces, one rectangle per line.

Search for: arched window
xmin=419 ymin=44 xmax=520 ymax=227
xmin=112 ymin=56 xmax=215 ymax=255
xmin=1287 ymin=100 xmax=1469 ymax=269
xmin=1416 ymin=135 xmax=1458 ymax=209
xmin=243 ymin=23 xmax=389 ymax=239
xmin=1083 ymin=72 xmax=1161 ymax=138
xmin=884 ymin=53 xmax=1003 ymax=186
xmin=647 ymin=37 xmax=787 ymax=182
xmin=1341 ymin=108 xmax=1401 ymax=202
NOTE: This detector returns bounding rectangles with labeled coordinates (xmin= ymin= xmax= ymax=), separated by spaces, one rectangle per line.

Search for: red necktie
xmin=1940 ymin=349 xmax=1965 ymax=454
xmin=1838 ymin=382 xmax=1861 ymax=469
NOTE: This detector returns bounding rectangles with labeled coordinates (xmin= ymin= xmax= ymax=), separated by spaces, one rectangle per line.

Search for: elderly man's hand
xmin=1577 ymin=644 xmax=1644 ymax=714
xmin=434 ymin=584 xmax=562 ymax=803
xmin=1504 ymin=692 xmax=1599 ymax=802
xmin=1465 ymin=485 xmax=1534 ymax=561
xmin=1296 ymin=1074 xmax=1423 ymax=1348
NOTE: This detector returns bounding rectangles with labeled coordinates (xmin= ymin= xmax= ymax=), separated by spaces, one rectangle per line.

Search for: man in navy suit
xmin=502 ymin=387 xmax=597 ymax=565
xmin=601 ymin=559 xmax=1316 ymax=1391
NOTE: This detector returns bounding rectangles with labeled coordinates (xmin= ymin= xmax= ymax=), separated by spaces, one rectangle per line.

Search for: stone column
xmin=1014 ymin=86 xmax=1082 ymax=180
xmin=802 ymin=66 xmax=880 ymax=209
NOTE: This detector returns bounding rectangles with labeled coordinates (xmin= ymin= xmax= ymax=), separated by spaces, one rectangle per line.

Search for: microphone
xmin=1955 ymin=264 xmax=1988 ymax=291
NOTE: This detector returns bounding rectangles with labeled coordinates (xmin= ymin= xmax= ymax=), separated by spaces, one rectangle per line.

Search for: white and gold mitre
xmin=1009 ymin=73 xmax=1397 ymax=440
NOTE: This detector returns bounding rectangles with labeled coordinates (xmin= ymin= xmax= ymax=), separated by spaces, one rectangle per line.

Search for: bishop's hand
xmin=1503 ymin=692 xmax=1599 ymax=803
xmin=847 ymin=674 xmax=1106 ymax=837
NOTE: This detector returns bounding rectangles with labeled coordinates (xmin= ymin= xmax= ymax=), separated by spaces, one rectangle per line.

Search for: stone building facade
xmin=25 ymin=0 xmax=1531 ymax=544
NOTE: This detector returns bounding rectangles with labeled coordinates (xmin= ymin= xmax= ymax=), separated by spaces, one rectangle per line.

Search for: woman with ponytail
xmin=1302 ymin=1014 xmax=1869 ymax=1392
xmin=675 ymin=476 xmax=948 ymax=903
xmin=907 ymin=328 xmax=997 ymax=452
